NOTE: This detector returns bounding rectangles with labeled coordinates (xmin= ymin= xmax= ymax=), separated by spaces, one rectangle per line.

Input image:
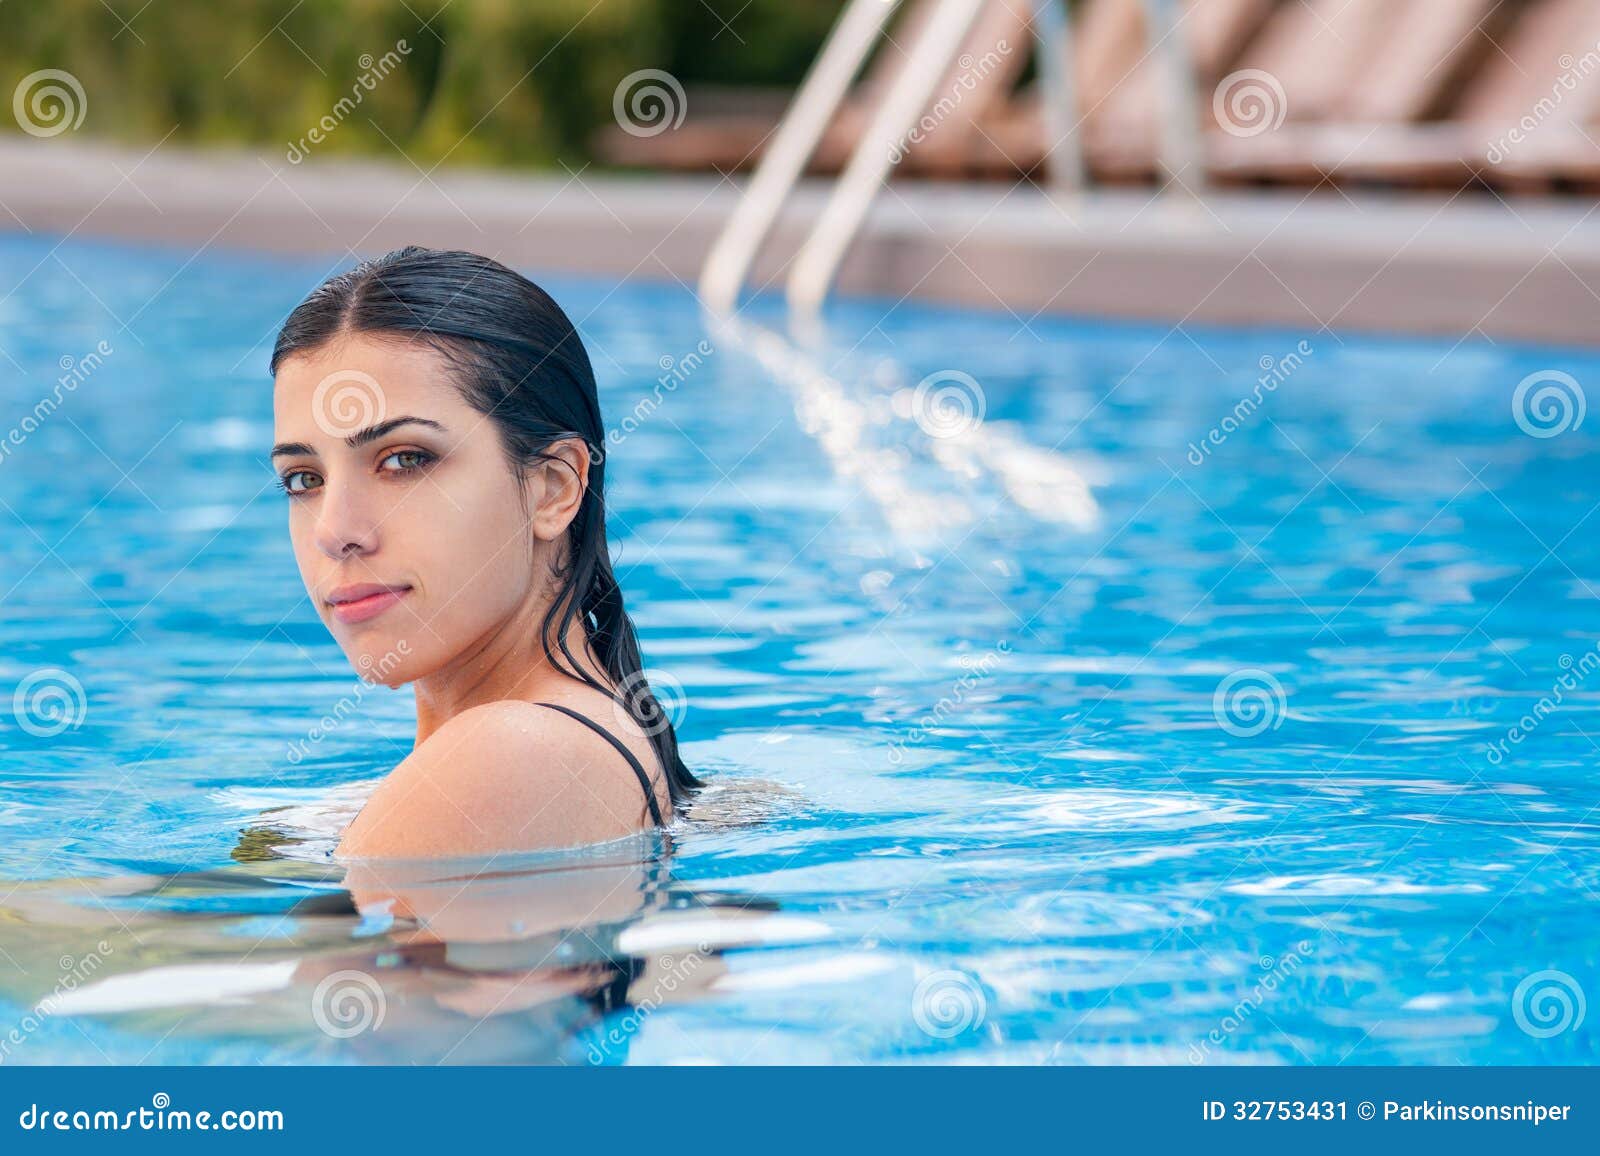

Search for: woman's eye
xmin=279 ymin=470 xmax=321 ymax=495
xmin=379 ymin=449 xmax=433 ymax=473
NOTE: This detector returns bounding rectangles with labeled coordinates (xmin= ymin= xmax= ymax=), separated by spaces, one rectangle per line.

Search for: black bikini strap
xmin=532 ymin=702 xmax=665 ymax=828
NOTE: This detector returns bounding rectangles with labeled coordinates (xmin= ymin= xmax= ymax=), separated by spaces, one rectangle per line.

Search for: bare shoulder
xmin=336 ymin=700 xmax=654 ymax=860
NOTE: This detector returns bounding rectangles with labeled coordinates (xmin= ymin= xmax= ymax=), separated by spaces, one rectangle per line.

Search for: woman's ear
xmin=528 ymin=437 xmax=591 ymax=540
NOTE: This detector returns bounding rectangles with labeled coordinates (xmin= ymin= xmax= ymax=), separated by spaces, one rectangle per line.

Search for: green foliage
xmin=0 ymin=0 xmax=842 ymax=168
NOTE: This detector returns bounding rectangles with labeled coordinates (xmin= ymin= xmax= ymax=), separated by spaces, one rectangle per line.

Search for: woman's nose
xmin=312 ymin=480 xmax=380 ymax=559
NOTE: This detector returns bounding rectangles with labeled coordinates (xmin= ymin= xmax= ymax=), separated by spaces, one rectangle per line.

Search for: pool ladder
xmin=698 ymin=0 xmax=1202 ymax=319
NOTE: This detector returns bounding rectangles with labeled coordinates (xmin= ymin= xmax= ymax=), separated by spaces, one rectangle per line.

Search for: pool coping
xmin=1 ymin=137 xmax=1596 ymax=347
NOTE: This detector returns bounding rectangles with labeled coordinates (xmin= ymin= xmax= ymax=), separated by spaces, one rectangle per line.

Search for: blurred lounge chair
xmin=975 ymin=0 xmax=1279 ymax=181
xmin=595 ymin=0 xmax=1600 ymax=193
xmin=1454 ymin=0 xmax=1600 ymax=190
xmin=1201 ymin=0 xmax=1600 ymax=191
xmin=1033 ymin=0 xmax=1600 ymax=191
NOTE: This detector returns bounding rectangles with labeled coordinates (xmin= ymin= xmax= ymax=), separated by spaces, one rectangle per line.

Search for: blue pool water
xmin=0 ymin=232 xmax=1597 ymax=1064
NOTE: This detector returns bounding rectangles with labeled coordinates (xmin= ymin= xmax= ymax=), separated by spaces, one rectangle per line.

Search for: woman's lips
xmin=328 ymin=587 xmax=411 ymax=625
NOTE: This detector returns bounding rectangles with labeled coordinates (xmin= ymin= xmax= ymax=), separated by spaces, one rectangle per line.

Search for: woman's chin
xmin=346 ymin=638 xmax=419 ymax=687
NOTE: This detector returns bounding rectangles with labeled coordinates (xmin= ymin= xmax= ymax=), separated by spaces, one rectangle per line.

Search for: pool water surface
xmin=0 ymin=233 xmax=1597 ymax=1064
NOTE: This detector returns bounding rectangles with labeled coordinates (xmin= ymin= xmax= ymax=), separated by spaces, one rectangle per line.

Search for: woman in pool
xmin=270 ymin=245 xmax=699 ymax=858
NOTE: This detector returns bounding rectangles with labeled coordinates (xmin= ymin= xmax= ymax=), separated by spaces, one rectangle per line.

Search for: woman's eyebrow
xmin=270 ymin=416 xmax=448 ymax=459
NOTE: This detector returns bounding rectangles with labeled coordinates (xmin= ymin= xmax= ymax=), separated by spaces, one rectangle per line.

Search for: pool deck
xmin=1 ymin=137 xmax=1596 ymax=346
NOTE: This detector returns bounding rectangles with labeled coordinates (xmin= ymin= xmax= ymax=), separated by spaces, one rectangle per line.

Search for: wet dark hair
xmin=270 ymin=245 xmax=700 ymax=808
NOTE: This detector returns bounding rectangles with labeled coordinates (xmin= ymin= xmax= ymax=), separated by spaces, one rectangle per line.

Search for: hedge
xmin=0 ymin=0 xmax=845 ymax=168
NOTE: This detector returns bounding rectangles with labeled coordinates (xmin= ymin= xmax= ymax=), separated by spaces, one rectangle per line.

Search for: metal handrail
xmin=699 ymin=0 xmax=1091 ymax=319
xmin=698 ymin=0 xmax=899 ymax=314
xmin=1142 ymin=0 xmax=1204 ymax=190
xmin=1031 ymin=0 xmax=1085 ymax=194
xmin=786 ymin=0 xmax=989 ymax=316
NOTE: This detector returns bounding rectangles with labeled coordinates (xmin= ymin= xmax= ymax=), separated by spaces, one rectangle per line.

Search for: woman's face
xmin=271 ymin=333 xmax=541 ymax=686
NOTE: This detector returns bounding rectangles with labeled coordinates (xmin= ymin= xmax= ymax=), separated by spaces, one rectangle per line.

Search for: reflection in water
xmin=0 ymin=836 xmax=784 ymax=1064
xmin=710 ymin=314 xmax=1101 ymax=547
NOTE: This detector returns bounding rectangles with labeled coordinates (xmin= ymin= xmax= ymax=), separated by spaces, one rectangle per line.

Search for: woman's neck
xmin=409 ymin=593 xmax=608 ymax=746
